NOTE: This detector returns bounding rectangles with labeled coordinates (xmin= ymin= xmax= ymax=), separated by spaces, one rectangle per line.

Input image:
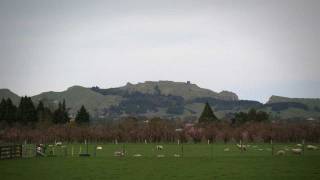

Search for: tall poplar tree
xmin=198 ymin=102 xmax=218 ymax=123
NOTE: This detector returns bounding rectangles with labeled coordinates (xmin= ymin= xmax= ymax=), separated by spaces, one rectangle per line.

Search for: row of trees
xmin=0 ymin=97 xmax=90 ymax=125
xmin=0 ymin=118 xmax=319 ymax=143
xmin=198 ymin=102 xmax=269 ymax=124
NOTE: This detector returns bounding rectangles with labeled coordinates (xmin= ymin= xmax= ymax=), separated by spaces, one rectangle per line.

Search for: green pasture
xmin=1 ymin=143 xmax=320 ymax=180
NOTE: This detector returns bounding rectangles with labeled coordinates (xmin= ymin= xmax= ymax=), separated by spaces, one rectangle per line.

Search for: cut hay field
xmin=1 ymin=143 xmax=320 ymax=180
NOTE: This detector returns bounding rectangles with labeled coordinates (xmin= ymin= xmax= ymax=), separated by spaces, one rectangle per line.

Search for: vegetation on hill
xmin=232 ymin=108 xmax=269 ymax=124
xmin=1 ymin=82 xmax=320 ymax=120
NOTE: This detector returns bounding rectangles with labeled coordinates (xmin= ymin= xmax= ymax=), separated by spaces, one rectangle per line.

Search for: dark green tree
xmin=36 ymin=101 xmax=45 ymax=112
xmin=16 ymin=96 xmax=37 ymax=124
xmin=3 ymin=98 xmax=17 ymax=124
xmin=248 ymin=108 xmax=257 ymax=121
xmin=53 ymin=100 xmax=69 ymax=124
xmin=0 ymin=99 xmax=6 ymax=121
xmin=233 ymin=108 xmax=269 ymax=124
xmin=36 ymin=101 xmax=53 ymax=123
xmin=198 ymin=102 xmax=218 ymax=123
xmin=75 ymin=105 xmax=90 ymax=124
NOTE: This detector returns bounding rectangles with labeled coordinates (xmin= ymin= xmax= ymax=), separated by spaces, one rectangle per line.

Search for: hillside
xmin=0 ymin=89 xmax=20 ymax=105
xmin=1 ymin=82 xmax=320 ymax=120
xmin=265 ymin=95 xmax=320 ymax=119
xmin=31 ymin=86 xmax=122 ymax=117
xmin=116 ymin=81 xmax=238 ymax=101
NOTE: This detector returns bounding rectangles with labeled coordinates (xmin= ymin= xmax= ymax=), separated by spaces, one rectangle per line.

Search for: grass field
xmin=1 ymin=143 xmax=320 ymax=180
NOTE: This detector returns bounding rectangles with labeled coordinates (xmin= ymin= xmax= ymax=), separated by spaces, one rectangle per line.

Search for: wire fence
xmin=2 ymin=140 xmax=317 ymax=159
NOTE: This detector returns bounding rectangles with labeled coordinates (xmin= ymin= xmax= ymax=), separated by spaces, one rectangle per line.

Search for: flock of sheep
xmin=97 ymin=143 xmax=319 ymax=157
xmin=111 ymin=145 xmax=181 ymax=158
xmin=231 ymin=143 xmax=319 ymax=155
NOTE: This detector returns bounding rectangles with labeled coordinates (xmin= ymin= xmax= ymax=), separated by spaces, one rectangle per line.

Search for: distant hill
xmin=31 ymin=86 xmax=122 ymax=117
xmin=1 ymin=82 xmax=320 ymax=120
xmin=95 ymin=81 xmax=238 ymax=101
xmin=0 ymin=89 xmax=20 ymax=105
xmin=265 ymin=95 xmax=320 ymax=119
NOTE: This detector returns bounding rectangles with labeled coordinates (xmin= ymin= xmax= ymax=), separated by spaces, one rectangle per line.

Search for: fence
xmin=0 ymin=144 xmax=23 ymax=160
xmin=1 ymin=141 xmax=319 ymax=159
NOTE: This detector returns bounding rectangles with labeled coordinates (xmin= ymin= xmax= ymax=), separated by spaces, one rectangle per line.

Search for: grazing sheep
xmin=296 ymin=144 xmax=302 ymax=147
xmin=276 ymin=150 xmax=286 ymax=155
xmin=133 ymin=154 xmax=142 ymax=157
xmin=96 ymin=146 xmax=103 ymax=150
xmin=55 ymin=142 xmax=62 ymax=146
xmin=236 ymin=144 xmax=247 ymax=151
xmin=114 ymin=150 xmax=125 ymax=157
xmin=156 ymin=145 xmax=164 ymax=150
xmin=224 ymin=148 xmax=230 ymax=152
xmin=307 ymin=145 xmax=318 ymax=150
xmin=291 ymin=148 xmax=302 ymax=155
xmin=157 ymin=154 xmax=165 ymax=158
xmin=173 ymin=154 xmax=180 ymax=158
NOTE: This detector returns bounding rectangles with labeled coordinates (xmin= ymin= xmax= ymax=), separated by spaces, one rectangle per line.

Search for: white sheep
xmin=224 ymin=148 xmax=230 ymax=152
xmin=114 ymin=150 xmax=125 ymax=157
xmin=236 ymin=144 xmax=247 ymax=151
xmin=157 ymin=154 xmax=165 ymax=158
xmin=55 ymin=142 xmax=62 ymax=146
xmin=156 ymin=145 xmax=164 ymax=150
xmin=133 ymin=154 xmax=142 ymax=157
xmin=291 ymin=148 xmax=302 ymax=155
xmin=96 ymin=146 xmax=103 ymax=150
xmin=296 ymin=144 xmax=302 ymax=147
xmin=306 ymin=145 xmax=318 ymax=150
xmin=276 ymin=150 xmax=286 ymax=155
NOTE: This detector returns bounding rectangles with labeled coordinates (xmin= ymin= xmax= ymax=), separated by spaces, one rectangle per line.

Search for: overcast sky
xmin=0 ymin=0 xmax=320 ymax=102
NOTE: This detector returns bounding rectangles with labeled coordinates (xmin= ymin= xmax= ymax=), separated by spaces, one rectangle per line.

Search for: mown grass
xmin=1 ymin=143 xmax=320 ymax=180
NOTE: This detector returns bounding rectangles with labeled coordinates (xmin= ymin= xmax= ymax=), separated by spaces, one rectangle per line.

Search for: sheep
xmin=96 ymin=146 xmax=103 ymax=150
xmin=133 ymin=154 xmax=142 ymax=157
xmin=307 ymin=145 xmax=318 ymax=150
xmin=55 ymin=142 xmax=62 ymax=146
xmin=157 ymin=154 xmax=165 ymax=158
xmin=173 ymin=154 xmax=180 ymax=158
xmin=296 ymin=144 xmax=302 ymax=147
xmin=236 ymin=144 xmax=247 ymax=151
xmin=276 ymin=150 xmax=286 ymax=156
xmin=114 ymin=150 xmax=125 ymax=157
xmin=156 ymin=145 xmax=164 ymax=150
xmin=291 ymin=148 xmax=302 ymax=155
xmin=224 ymin=148 xmax=230 ymax=152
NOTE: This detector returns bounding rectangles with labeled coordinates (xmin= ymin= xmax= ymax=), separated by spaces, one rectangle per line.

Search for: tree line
xmin=1 ymin=117 xmax=319 ymax=143
xmin=0 ymin=97 xmax=90 ymax=126
xmin=198 ymin=102 xmax=269 ymax=124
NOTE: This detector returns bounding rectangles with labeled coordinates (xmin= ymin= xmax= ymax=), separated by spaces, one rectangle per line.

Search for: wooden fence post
xmin=271 ymin=139 xmax=274 ymax=156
